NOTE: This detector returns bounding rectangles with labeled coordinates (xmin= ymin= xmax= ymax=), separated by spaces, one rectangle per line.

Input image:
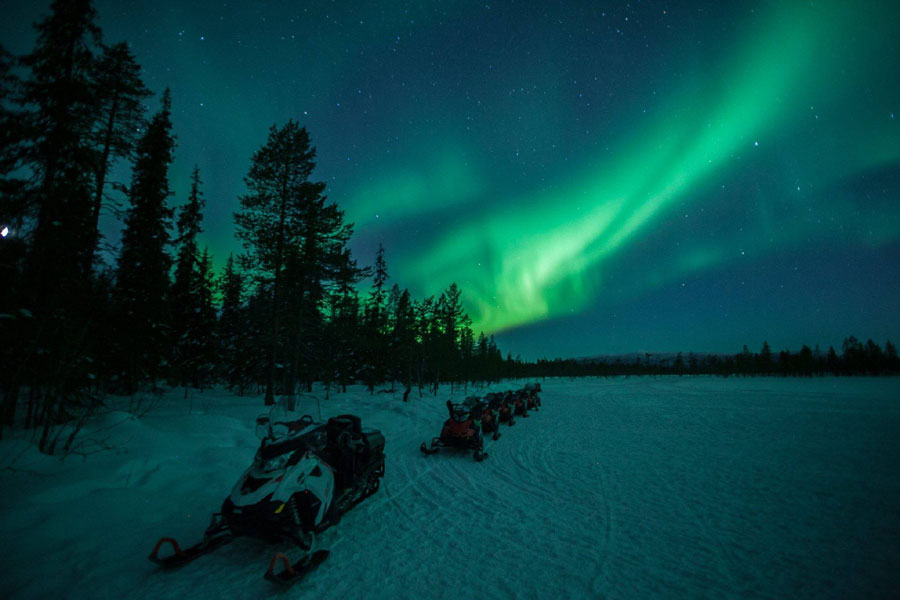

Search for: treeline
xmin=0 ymin=1 xmax=506 ymax=452
xmin=513 ymin=338 xmax=900 ymax=378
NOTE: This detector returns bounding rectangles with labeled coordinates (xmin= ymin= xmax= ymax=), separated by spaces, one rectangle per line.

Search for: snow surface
xmin=1 ymin=377 xmax=899 ymax=599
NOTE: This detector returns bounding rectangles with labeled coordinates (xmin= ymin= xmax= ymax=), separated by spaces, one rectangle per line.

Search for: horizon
xmin=3 ymin=0 xmax=899 ymax=361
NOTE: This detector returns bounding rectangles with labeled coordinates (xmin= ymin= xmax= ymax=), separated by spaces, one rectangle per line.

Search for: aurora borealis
xmin=4 ymin=1 xmax=899 ymax=359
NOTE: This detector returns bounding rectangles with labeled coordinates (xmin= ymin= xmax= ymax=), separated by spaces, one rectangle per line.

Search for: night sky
xmin=4 ymin=1 xmax=900 ymax=359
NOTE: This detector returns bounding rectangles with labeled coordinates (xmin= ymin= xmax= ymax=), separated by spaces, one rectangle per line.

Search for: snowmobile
xmin=488 ymin=392 xmax=515 ymax=425
xmin=149 ymin=412 xmax=385 ymax=586
xmin=513 ymin=389 xmax=530 ymax=417
xmin=420 ymin=399 xmax=488 ymax=461
xmin=481 ymin=397 xmax=502 ymax=438
xmin=524 ymin=383 xmax=542 ymax=409
xmin=465 ymin=395 xmax=501 ymax=439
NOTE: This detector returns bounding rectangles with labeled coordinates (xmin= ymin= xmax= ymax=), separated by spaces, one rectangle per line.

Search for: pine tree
xmin=89 ymin=41 xmax=150 ymax=263
xmin=13 ymin=1 xmax=105 ymax=452
xmin=114 ymin=89 xmax=176 ymax=393
xmin=282 ymin=180 xmax=360 ymax=396
xmin=20 ymin=0 xmax=101 ymax=287
xmin=0 ymin=44 xmax=28 ymax=231
xmin=235 ymin=121 xmax=319 ymax=405
xmin=0 ymin=45 xmax=28 ymax=434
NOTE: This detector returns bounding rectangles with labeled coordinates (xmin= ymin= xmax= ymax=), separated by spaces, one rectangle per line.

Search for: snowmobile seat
xmin=327 ymin=414 xmax=362 ymax=447
xmin=360 ymin=429 xmax=385 ymax=456
xmin=324 ymin=415 xmax=383 ymax=489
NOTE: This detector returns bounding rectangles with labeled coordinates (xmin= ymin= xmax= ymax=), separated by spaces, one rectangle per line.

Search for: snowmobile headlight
xmin=261 ymin=454 xmax=288 ymax=472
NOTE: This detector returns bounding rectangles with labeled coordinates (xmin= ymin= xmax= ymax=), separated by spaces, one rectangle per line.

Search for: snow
xmin=1 ymin=377 xmax=899 ymax=599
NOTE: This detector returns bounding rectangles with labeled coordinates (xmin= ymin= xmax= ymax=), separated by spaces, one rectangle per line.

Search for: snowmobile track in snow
xmin=4 ymin=378 xmax=900 ymax=600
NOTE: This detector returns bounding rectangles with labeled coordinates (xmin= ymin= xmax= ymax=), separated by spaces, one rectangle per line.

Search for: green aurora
xmin=3 ymin=0 xmax=898 ymax=357
xmin=388 ymin=2 xmax=900 ymax=334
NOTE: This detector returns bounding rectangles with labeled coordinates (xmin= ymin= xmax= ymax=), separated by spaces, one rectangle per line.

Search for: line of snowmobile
xmin=420 ymin=382 xmax=542 ymax=461
xmin=147 ymin=382 xmax=542 ymax=588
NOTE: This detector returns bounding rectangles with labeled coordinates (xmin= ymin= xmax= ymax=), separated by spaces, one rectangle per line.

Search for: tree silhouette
xmin=235 ymin=121 xmax=318 ymax=405
xmin=114 ymin=90 xmax=175 ymax=393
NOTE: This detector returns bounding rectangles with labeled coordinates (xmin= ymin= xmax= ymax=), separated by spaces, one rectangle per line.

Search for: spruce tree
xmin=392 ymin=288 xmax=416 ymax=400
xmin=415 ymin=295 xmax=438 ymax=395
xmin=218 ymin=254 xmax=252 ymax=394
xmin=458 ymin=313 xmax=474 ymax=391
xmin=363 ymin=244 xmax=389 ymax=393
xmin=114 ymin=89 xmax=176 ymax=392
xmin=170 ymin=166 xmax=205 ymax=390
xmin=193 ymin=248 xmax=218 ymax=389
xmin=436 ymin=282 xmax=465 ymax=388
xmin=322 ymin=288 xmax=361 ymax=396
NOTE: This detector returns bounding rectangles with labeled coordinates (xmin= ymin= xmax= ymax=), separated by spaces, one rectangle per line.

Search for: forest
xmin=1 ymin=2 xmax=896 ymax=455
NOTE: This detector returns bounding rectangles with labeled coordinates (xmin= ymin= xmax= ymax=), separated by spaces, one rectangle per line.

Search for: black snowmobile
xmin=513 ymin=389 xmax=530 ymax=417
xmin=420 ymin=399 xmax=488 ymax=461
xmin=524 ymin=382 xmax=542 ymax=410
xmin=477 ymin=395 xmax=502 ymax=439
xmin=488 ymin=392 xmax=515 ymax=425
xmin=149 ymin=412 xmax=385 ymax=586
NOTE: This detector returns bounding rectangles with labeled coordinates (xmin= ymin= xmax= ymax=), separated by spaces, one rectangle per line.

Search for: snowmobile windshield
xmin=256 ymin=409 xmax=318 ymax=442
xmin=258 ymin=425 xmax=327 ymax=461
xmin=449 ymin=404 xmax=472 ymax=423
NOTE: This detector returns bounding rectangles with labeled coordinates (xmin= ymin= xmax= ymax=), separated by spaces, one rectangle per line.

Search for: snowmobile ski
xmin=420 ymin=441 xmax=440 ymax=455
xmin=148 ymin=531 xmax=234 ymax=568
xmin=265 ymin=549 xmax=330 ymax=586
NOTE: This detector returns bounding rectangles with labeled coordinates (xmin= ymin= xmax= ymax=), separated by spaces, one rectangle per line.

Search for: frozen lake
xmin=1 ymin=376 xmax=898 ymax=599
